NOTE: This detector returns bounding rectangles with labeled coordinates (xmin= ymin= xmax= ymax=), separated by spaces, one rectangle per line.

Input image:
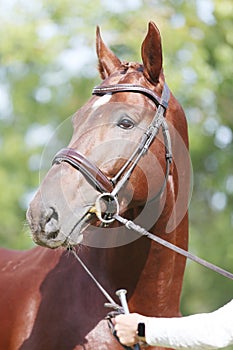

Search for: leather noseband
xmin=53 ymin=148 xmax=113 ymax=193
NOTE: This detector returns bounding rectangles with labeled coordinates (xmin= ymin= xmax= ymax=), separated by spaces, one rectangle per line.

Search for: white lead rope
xmin=114 ymin=214 xmax=233 ymax=281
xmin=70 ymin=212 xmax=233 ymax=324
xmin=71 ymin=212 xmax=233 ymax=313
xmin=70 ymin=249 xmax=140 ymax=350
xmin=71 ymin=248 xmax=120 ymax=309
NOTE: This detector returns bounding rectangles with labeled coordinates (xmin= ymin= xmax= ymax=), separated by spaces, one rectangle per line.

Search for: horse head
xmin=27 ymin=22 xmax=189 ymax=250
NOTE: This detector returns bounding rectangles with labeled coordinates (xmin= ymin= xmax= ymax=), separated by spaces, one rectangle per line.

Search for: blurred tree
xmin=0 ymin=0 xmax=232 ymax=331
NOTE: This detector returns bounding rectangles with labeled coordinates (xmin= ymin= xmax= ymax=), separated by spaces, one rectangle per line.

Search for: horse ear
xmin=96 ymin=26 xmax=121 ymax=80
xmin=141 ymin=22 xmax=163 ymax=83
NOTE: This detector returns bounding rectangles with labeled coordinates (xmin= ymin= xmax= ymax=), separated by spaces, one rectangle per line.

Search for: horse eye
xmin=117 ymin=118 xmax=134 ymax=129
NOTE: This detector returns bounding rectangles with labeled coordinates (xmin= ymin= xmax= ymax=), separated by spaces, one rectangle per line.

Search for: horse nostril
xmin=46 ymin=207 xmax=58 ymax=223
xmin=44 ymin=207 xmax=60 ymax=239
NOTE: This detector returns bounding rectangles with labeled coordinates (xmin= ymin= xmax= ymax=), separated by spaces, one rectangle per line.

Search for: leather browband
xmin=52 ymin=148 xmax=113 ymax=193
xmin=92 ymin=84 xmax=169 ymax=109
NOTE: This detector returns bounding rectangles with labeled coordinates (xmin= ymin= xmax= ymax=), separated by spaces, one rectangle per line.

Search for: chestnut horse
xmin=0 ymin=22 xmax=190 ymax=350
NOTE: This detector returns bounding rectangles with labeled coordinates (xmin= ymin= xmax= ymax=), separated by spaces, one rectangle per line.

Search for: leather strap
xmin=93 ymin=84 xmax=169 ymax=109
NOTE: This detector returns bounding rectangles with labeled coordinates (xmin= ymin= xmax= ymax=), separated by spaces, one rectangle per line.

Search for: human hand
xmin=114 ymin=313 xmax=147 ymax=346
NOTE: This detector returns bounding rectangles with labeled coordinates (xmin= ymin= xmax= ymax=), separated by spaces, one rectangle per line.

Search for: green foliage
xmin=0 ymin=0 xmax=232 ymax=328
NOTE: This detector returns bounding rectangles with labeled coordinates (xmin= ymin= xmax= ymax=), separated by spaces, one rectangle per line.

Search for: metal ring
xmin=95 ymin=193 xmax=119 ymax=224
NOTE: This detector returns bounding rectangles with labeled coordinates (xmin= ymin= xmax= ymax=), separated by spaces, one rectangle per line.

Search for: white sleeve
xmin=145 ymin=299 xmax=233 ymax=349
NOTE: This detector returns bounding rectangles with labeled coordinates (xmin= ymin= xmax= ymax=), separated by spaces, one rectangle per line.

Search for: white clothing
xmin=145 ymin=299 xmax=233 ymax=349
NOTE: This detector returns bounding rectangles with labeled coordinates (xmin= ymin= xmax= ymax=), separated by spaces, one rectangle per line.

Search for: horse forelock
xmin=120 ymin=61 xmax=143 ymax=72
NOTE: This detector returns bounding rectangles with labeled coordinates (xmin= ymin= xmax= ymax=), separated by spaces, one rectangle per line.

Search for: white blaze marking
xmin=92 ymin=93 xmax=112 ymax=109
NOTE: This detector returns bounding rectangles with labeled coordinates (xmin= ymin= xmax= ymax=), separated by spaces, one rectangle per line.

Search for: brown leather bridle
xmin=53 ymin=82 xmax=171 ymax=223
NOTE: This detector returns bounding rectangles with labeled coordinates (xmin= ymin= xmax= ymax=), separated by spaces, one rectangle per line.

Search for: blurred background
xmin=0 ymin=0 xmax=232 ymax=337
